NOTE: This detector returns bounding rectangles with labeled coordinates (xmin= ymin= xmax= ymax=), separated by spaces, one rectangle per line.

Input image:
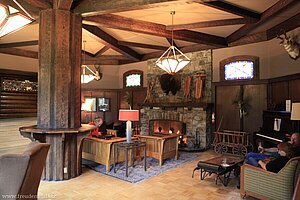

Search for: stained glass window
xmin=126 ymin=74 xmax=141 ymax=87
xmin=225 ymin=61 xmax=254 ymax=80
xmin=123 ymin=70 xmax=143 ymax=88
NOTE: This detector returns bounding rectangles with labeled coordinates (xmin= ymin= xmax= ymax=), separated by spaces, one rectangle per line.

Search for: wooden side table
xmin=113 ymin=141 xmax=146 ymax=177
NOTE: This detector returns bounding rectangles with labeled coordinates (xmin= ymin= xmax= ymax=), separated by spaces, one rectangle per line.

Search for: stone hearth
xmin=140 ymin=106 xmax=212 ymax=149
xmin=140 ymin=50 xmax=213 ymax=150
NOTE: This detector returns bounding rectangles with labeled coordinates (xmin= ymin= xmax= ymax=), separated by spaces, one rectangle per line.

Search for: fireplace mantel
xmin=139 ymin=102 xmax=213 ymax=110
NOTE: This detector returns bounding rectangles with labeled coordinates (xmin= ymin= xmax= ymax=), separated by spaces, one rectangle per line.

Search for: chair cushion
xmin=0 ymin=154 xmax=30 ymax=197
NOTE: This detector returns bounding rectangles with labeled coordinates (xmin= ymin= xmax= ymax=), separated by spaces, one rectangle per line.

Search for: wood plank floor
xmin=0 ymin=118 xmax=252 ymax=200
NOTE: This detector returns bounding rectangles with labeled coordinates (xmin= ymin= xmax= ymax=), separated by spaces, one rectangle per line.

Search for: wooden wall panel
xmin=270 ymin=81 xmax=289 ymax=110
xmin=243 ymin=84 xmax=267 ymax=134
xmin=132 ymin=89 xmax=146 ymax=109
xmin=81 ymin=90 xmax=119 ymax=124
xmin=215 ymin=85 xmax=240 ymax=131
xmin=289 ymin=79 xmax=300 ymax=103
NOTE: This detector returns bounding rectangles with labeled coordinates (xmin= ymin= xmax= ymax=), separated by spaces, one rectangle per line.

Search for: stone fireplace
xmin=140 ymin=50 xmax=213 ymax=150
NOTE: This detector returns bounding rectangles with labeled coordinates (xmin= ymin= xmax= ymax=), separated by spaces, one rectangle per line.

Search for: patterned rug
xmin=82 ymin=152 xmax=198 ymax=183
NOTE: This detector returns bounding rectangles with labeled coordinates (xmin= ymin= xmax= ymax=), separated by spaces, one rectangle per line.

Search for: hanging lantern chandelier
xmin=155 ymin=11 xmax=190 ymax=75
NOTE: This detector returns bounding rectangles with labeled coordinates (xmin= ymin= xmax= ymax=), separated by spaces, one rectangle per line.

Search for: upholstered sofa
xmin=240 ymin=156 xmax=300 ymax=200
xmin=0 ymin=142 xmax=50 ymax=200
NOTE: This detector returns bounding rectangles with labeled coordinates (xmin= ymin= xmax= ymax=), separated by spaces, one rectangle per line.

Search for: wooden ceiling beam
xmin=21 ymin=0 xmax=52 ymax=10
xmin=200 ymin=1 xmax=260 ymax=20
xmin=229 ymin=11 xmax=300 ymax=47
xmin=95 ymin=46 xmax=110 ymax=57
xmin=83 ymin=24 xmax=142 ymax=61
xmin=83 ymin=59 xmax=120 ymax=65
xmin=83 ymin=14 xmax=227 ymax=47
xmin=227 ymin=0 xmax=298 ymax=43
xmin=53 ymin=0 xmax=73 ymax=10
xmin=0 ymin=40 xmax=38 ymax=48
xmin=74 ymin=0 xmax=183 ymax=17
xmin=118 ymin=41 xmax=167 ymax=51
xmin=166 ymin=18 xmax=256 ymax=30
xmin=266 ymin=11 xmax=300 ymax=39
xmin=85 ymin=55 xmax=131 ymax=61
xmin=228 ymin=32 xmax=268 ymax=47
xmin=82 ymin=50 xmax=94 ymax=58
xmin=166 ymin=38 xmax=179 ymax=49
xmin=142 ymin=43 xmax=214 ymax=61
xmin=0 ymin=48 xmax=38 ymax=59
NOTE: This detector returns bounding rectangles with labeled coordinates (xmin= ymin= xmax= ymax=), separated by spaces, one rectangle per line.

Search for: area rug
xmin=82 ymin=152 xmax=198 ymax=183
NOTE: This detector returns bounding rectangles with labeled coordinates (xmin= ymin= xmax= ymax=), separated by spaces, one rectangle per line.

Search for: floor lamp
xmin=119 ymin=110 xmax=139 ymax=143
xmin=291 ymin=103 xmax=300 ymax=133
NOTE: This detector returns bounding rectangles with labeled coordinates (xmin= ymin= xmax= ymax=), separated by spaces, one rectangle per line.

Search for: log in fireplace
xmin=149 ymin=119 xmax=186 ymax=148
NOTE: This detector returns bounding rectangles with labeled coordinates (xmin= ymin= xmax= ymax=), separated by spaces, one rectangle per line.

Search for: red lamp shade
xmin=119 ymin=110 xmax=139 ymax=121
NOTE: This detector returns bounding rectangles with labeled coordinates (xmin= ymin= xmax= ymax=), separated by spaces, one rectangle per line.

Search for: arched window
xmin=220 ymin=55 xmax=259 ymax=81
xmin=123 ymin=70 xmax=143 ymax=88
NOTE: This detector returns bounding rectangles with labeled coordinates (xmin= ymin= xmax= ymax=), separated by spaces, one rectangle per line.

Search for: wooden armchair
xmin=240 ymin=156 xmax=300 ymax=200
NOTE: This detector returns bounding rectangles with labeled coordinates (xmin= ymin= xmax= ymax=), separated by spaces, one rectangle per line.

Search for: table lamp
xmin=291 ymin=103 xmax=300 ymax=133
xmin=119 ymin=109 xmax=139 ymax=143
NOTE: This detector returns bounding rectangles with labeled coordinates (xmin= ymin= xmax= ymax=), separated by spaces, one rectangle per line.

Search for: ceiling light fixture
xmin=155 ymin=11 xmax=190 ymax=75
xmin=0 ymin=0 xmax=34 ymax=38
xmin=81 ymin=40 xmax=101 ymax=84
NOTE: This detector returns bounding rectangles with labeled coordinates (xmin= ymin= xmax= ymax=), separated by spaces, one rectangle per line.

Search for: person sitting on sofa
xmin=258 ymin=142 xmax=294 ymax=173
xmin=245 ymin=133 xmax=300 ymax=166
xmin=88 ymin=116 xmax=107 ymax=136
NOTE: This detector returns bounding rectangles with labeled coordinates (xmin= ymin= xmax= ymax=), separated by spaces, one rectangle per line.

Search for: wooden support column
xmin=20 ymin=9 xmax=91 ymax=181
xmin=38 ymin=9 xmax=82 ymax=129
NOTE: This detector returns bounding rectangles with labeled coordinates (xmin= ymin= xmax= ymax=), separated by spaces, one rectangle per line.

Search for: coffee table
xmin=192 ymin=155 xmax=244 ymax=186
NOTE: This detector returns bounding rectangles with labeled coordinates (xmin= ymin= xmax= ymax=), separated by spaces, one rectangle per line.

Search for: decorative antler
xmin=277 ymin=31 xmax=300 ymax=60
xmin=94 ymin=65 xmax=103 ymax=80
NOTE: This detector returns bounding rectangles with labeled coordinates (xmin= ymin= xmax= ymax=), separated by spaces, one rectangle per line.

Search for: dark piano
xmin=254 ymin=110 xmax=293 ymax=147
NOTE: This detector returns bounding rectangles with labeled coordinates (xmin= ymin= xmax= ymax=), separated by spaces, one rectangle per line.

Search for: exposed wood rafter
xmin=83 ymin=24 xmax=142 ymax=61
xmin=95 ymin=46 xmax=110 ymax=57
xmin=0 ymin=48 xmax=38 ymax=59
xmin=83 ymin=14 xmax=227 ymax=47
xmin=166 ymin=18 xmax=256 ymax=31
xmin=229 ymin=11 xmax=300 ymax=47
xmin=20 ymin=0 xmax=52 ymax=10
xmin=200 ymin=1 xmax=260 ymax=20
xmin=141 ymin=43 xmax=214 ymax=61
xmin=118 ymin=41 xmax=167 ymax=51
xmin=266 ymin=11 xmax=300 ymax=39
xmin=166 ymin=38 xmax=179 ymax=49
xmin=74 ymin=0 xmax=184 ymax=17
xmin=53 ymin=0 xmax=73 ymax=10
xmin=0 ymin=40 xmax=38 ymax=48
xmin=227 ymin=0 xmax=298 ymax=42
xmin=82 ymin=50 xmax=94 ymax=58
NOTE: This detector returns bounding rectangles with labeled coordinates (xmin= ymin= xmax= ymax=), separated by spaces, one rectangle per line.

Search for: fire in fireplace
xmin=149 ymin=119 xmax=186 ymax=147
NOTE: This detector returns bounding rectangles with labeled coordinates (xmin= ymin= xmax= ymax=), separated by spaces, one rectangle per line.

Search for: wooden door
xmin=243 ymin=84 xmax=267 ymax=134
xmin=215 ymin=85 xmax=240 ymax=131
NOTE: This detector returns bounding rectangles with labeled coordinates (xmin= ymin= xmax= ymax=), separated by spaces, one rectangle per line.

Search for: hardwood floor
xmin=0 ymin=118 xmax=249 ymax=200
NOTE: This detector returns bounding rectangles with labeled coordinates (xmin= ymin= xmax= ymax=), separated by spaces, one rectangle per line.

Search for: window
xmin=123 ymin=70 xmax=143 ymax=88
xmin=220 ymin=55 xmax=259 ymax=81
xmin=126 ymin=74 xmax=141 ymax=87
